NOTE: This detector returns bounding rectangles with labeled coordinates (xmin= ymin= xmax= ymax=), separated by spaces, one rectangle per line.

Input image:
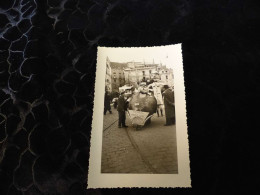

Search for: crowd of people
xmin=104 ymin=83 xmax=175 ymax=128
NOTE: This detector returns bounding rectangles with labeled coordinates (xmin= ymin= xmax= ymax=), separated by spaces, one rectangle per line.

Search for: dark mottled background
xmin=0 ymin=0 xmax=259 ymax=194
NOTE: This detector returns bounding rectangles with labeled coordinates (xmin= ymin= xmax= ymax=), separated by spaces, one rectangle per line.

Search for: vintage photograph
xmin=102 ymin=55 xmax=177 ymax=174
xmin=88 ymin=45 xmax=190 ymax=188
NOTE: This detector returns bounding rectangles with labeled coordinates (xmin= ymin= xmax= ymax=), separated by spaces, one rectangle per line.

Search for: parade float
xmin=128 ymin=91 xmax=157 ymax=129
xmin=119 ymin=68 xmax=169 ymax=129
xmin=122 ymin=81 xmax=164 ymax=129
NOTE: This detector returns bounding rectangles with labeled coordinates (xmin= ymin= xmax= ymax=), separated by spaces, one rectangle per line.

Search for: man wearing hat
xmin=117 ymin=91 xmax=128 ymax=128
xmin=162 ymin=85 xmax=175 ymax=126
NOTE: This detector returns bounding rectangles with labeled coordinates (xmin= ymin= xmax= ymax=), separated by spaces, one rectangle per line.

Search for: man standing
xmin=117 ymin=91 xmax=128 ymax=128
xmin=104 ymin=91 xmax=112 ymax=115
xmin=162 ymin=85 xmax=175 ymax=126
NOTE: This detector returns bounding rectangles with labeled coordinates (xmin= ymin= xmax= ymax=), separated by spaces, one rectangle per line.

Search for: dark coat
xmin=163 ymin=88 xmax=175 ymax=118
xmin=104 ymin=92 xmax=111 ymax=108
xmin=117 ymin=95 xmax=126 ymax=112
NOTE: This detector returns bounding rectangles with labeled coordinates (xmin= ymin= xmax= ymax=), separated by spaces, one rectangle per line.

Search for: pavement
xmin=101 ymin=106 xmax=178 ymax=174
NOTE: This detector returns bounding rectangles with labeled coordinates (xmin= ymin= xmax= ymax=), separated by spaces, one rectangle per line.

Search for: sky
xmin=103 ymin=45 xmax=182 ymax=69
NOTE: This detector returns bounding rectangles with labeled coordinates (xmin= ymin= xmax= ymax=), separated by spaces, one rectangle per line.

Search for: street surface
xmin=101 ymin=106 xmax=178 ymax=174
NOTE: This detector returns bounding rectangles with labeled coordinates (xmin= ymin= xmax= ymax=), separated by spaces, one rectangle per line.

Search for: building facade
xmin=124 ymin=62 xmax=158 ymax=87
xmin=124 ymin=61 xmax=174 ymax=88
xmin=105 ymin=57 xmax=112 ymax=92
xmin=157 ymin=65 xmax=174 ymax=87
xmin=105 ymin=58 xmax=174 ymax=93
xmin=110 ymin=62 xmax=127 ymax=93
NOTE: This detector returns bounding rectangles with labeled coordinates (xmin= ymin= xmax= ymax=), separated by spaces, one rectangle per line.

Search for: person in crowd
xmin=113 ymin=97 xmax=118 ymax=109
xmin=104 ymin=91 xmax=112 ymax=115
xmin=162 ymin=85 xmax=175 ymax=126
xmin=117 ymin=91 xmax=128 ymax=128
xmin=149 ymin=88 xmax=163 ymax=117
xmin=138 ymin=82 xmax=147 ymax=94
xmin=157 ymin=98 xmax=164 ymax=117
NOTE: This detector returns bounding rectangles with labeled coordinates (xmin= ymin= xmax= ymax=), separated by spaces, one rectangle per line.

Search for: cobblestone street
xmin=101 ymin=106 xmax=178 ymax=174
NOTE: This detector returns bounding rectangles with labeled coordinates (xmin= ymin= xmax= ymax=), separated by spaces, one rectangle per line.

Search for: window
xmin=142 ymin=71 xmax=145 ymax=75
xmin=166 ymin=75 xmax=168 ymax=79
xmin=149 ymin=70 xmax=152 ymax=74
xmin=114 ymin=78 xmax=116 ymax=82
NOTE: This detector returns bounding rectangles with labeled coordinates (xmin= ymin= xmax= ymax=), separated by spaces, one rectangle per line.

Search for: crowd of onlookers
xmin=104 ymin=82 xmax=175 ymax=128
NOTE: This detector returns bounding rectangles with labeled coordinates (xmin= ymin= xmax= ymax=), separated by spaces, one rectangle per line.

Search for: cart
xmin=127 ymin=110 xmax=154 ymax=130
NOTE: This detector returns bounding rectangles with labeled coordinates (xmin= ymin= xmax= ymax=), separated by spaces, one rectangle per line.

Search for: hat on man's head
xmin=163 ymin=85 xmax=169 ymax=89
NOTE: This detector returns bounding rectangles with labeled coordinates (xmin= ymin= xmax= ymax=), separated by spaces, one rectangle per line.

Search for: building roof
xmin=110 ymin=62 xmax=128 ymax=69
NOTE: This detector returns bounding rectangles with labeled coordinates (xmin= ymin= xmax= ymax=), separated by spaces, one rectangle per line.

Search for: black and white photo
xmin=88 ymin=45 xmax=190 ymax=188
xmin=101 ymin=53 xmax=177 ymax=174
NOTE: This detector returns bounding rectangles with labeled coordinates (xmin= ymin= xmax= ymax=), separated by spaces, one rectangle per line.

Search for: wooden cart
xmin=127 ymin=110 xmax=154 ymax=130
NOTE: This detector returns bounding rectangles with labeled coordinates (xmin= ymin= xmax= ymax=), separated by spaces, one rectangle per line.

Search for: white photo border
xmin=87 ymin=44 xmax=191 ymax=188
